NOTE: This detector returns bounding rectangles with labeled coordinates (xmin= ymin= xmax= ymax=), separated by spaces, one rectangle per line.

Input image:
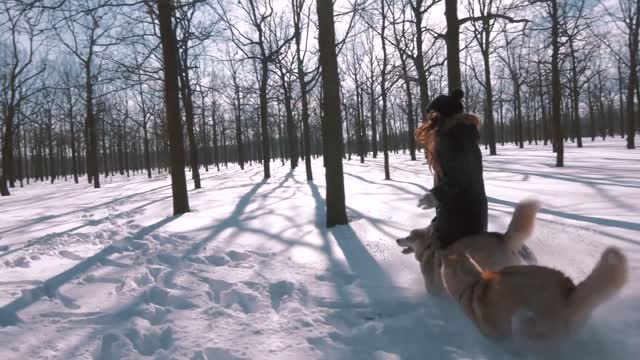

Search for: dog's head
xmin=396 ymin=228 xmax=431 ymax=254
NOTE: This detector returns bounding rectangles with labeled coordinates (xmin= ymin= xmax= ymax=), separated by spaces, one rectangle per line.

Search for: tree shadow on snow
xmin=183 ymin=178 xmax=269 ymax=259
xmin=0 ymin=214 xmax=183 ymax=327
xmin=488 ymin=197 xmax=640 ymax=233
xmin=305 ymin=181 xmax=507 ymax=359
xmin=0 ymin=194 xmax=174 ymax=259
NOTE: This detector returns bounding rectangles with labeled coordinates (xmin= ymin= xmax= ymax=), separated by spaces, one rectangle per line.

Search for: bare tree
xmin=60 ymin=62 xmax=82 ymax=183
xmin=275 ymin=48 xmax=299 ymax=169
xmin=174 ymin=2 xmax=217 ymax=189
xmin=563 ymin=1 xmax=594 ymax=149
xmin=216 ymin=0 xmax=295 ymax=179
xmin=498 ymin=32 xmax=526 ymax=148
xmin=291 ymin=0 xmax=318 ymax=180
xmin=550 ymin=0 xmax=564 ymax=165
xmin=54 ymin=0 xmax=120 ymax=188
xmin=407 ymin=0 xmax=442 ymax=118
xmin=317 ymin=0 xmax=348 ymax=227
xmin=1 ymin=2 xmax=46 ymax=196
xmin=444 ymin=0 xmax=463 ymax=89
xmin=156 ymin=0 xmax=190 ymax=214
xmin=618 ymin=0 xmax=639 ymax=149
xmin=465 ymin=0 xmax=528 ymax=155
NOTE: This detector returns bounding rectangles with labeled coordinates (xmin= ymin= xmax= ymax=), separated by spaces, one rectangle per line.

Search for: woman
xmin=414 ymin=89 xmax=488 ymax=249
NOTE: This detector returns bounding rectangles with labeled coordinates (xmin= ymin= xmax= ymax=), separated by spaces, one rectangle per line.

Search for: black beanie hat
xmin=426 ymin=89 xmax=464 ymax=118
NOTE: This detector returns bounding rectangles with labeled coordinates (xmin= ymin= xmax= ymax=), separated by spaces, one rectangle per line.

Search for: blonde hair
xmin=415 ymin=112 xmax=443 ymax=178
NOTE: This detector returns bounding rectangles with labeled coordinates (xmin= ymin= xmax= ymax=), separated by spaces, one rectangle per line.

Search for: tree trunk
xmin=551 ymin=0 xmax=564 ymax=166
xmin=177 ymin=52 xmax=201 ymax=189
xmin=85 ymin=61 xmax=100 ymax=188
xmin=212 ymin=103 xmax=220 ymax=171
xmin=412 ymin=0 xmax=430 ymax=119
xmin=69 ymin=100 xmax=79 ymax=184
xmin=282 ymin=76 xmax=298 ymax=169
xmin=221 ymin=124 xmax=228 ymax=168
xmin=259 ymin=61 xmax=271 ymax=178
xmin=359 ymin=86 xmax=368 ymax=161
xmin=627 ymin=18 xmax=638 ymax=149
xmin=569 ymin=41 xmax=583 ymax=148
xmin=16 ymin=125 xmax=23 ymax=187
xmin=233 ymin=75 xmax=245 ymax=170
xmin=445 ymin=0 xmax=462 ymax=90
xmin=537 ymin=64 xmax=549 ymax=146
xmin=499 ymin=98 xmax=505 ymax=146
xmin=22 ymin=128 xmax=29 ymax=185
xmin=293 ymin=5 xmax=313 ymax=181
xmin=369 ymin=57 xmax=378 ymax=158
xmin=47 ymin=112 xmax=56 ymax=184
xmin=618 ymin=59 xmax=625 ymax=138
xmin=317 ymin=0 xmax=348 ymax=227
xmin=344 ymin=96 xmax=351 ymax=161
xmin=587 ymin=82 xmax=596 ymax=141
xmin=1 ymin=103 xmax=15 ymax=196
xmin=118 ymin=118 xmax=125 ymax=175
xmin=158 ymin=0 xmax=190 ymax=214
xmin=144 ymin=128 xmax=152 ymax=178
xmin=482 ymin=44 xmax=496 ymax=155
xmin=400 ymin=53 xmax=417 ymax=161
xmin=200 ymin=93 xmax=209 ymax=172
xmin=356 ymin=81 xmax=365 ymax=163
xmin=380 ymin=0 xmax=390 ymax=180
xmin=100 ymin=112 xmax=108 ymax=178
xmin=514 ymin=81 xmax=524 ymax=148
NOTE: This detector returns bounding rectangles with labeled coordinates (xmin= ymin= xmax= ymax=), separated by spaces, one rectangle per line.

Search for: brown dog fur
xmin=396 ymin=199 xmax=540 ymax=295
xmin=440 ymin=247 xmax=628 ymax=342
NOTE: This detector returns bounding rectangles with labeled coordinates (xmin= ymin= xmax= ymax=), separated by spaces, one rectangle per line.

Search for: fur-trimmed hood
xmin=440 ymin=113 xmax=482 ymax=133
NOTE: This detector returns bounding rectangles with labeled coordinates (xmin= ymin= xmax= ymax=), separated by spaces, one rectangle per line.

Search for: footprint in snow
xmin=3 ymin=256 xmax=31 ymax=268
xmin=268 ymin=280 xmax=309 ymax=312
xmin=156 ymin=253 xmax=181 ymax=267
xmin=204 ymin=278 xmax=234 ymax=304
xmin=132 ymin=303 xmax=171 ymax=325
xmin=192 ymin=347 xmax=248 ymax=360
xmin=204 ymin=255 xmax=230 ymax=267
xmin=145 ymin=286 xmax=198 ymax=310
xmin=226 ymin=250 xmax=252 ymax=262
xmin=225 ymin=250 xmax=254 ymax=269
xmin=220 ymin=288 xmax=259 ymax=314
xmin=59 ymin=250 xmax=85 ymax=261
xmin=125 ymin=324 xmax=174 ymax=357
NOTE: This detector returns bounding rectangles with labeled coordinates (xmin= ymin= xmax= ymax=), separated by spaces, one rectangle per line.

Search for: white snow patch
xmin=0 ymin=137 xmax=639 ymax=359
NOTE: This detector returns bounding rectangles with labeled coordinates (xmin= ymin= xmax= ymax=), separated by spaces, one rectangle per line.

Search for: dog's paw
xmin=418 ymin=192 xmax=438 ymax=210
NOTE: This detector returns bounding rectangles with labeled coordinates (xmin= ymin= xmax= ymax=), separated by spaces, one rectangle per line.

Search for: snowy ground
xmin=0 ymin=137 xmax=639 ymax=360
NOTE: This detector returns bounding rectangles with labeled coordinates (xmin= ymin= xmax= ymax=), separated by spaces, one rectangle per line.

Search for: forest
xmin=1 ymin=0 xmax=638 ymax=224
xmin=2 ymin=1 xmax=640 ymax=358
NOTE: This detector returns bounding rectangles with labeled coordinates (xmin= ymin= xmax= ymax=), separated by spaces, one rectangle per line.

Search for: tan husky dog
xmin=440 ymin=246 xmax=628 ymax=342
xmin=396 ymin=199 xmax=540 ymax=295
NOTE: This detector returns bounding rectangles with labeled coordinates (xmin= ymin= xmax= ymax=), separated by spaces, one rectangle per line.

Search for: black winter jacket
xmin=429 ymin=113 xmax=488 ymax=248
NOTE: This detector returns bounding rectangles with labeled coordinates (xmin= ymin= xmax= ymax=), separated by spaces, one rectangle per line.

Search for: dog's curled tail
xmin=568 ymin=247 xmax=628 ymax=328
xmin=503 ymin=199 xmax=540 ymax=251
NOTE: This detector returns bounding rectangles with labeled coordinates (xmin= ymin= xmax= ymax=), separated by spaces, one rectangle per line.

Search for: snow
xmin=0 ymin=137 xmax=639 ymax=359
